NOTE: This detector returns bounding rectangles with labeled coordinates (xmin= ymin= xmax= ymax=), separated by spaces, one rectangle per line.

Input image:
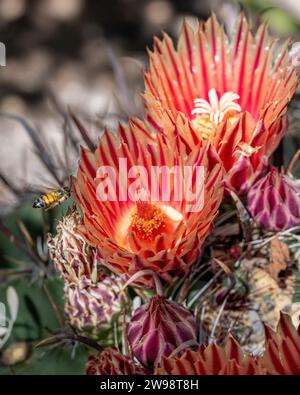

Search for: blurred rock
xmin=2 ymin=50 xmax=53 ymax=93
xmin=0 ymin=0 xmax=26 ymax=23
xmin=144 ymin=1 xmax=174 ymax=31
xmin=36 ymin=0 xmax=84 ymax=22
xmin=0 ymin=95 xmax=28 ymax=116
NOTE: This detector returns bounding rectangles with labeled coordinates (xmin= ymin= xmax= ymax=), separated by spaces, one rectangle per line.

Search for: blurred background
xmin=0 ymin=0 xmax=300 ymax=374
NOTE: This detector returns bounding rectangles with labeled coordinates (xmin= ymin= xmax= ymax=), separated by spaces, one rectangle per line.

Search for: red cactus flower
xmin=155 ymin=313 xmax=300 ymax=375
xmin=72 ymin=116 xmax=224 ymax=287
xmin=144 ymin=14 xmax=299 ymax=194
xmin=86 ymin=347 xmax=146 ymax=375
xmin=127 ymin=294 xmax=197 ymax=367
xmin=247 ymin=167 xmax=300 ymax=231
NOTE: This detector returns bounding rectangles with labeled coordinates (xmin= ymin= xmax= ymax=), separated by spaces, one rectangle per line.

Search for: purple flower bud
xmin=65 ymin=275 xmax=124 ymax=337
xmin=247 ymin=167 xmax=300 ymax=231
xmin=127 ymin=295 xmax=197 ymax=367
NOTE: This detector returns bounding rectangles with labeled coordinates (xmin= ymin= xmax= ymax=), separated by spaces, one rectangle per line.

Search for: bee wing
xmin=27 ymin=180 xmax=71 ymax=196
xmin=26 ymin=184 xmax=58 ymax=196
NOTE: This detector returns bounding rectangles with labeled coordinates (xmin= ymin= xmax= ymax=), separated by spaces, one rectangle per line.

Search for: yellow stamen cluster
xmin=191 ymin=117 xmax=214 ymax=140
xmin=131 ymin=202 xmax=165 ymax=239
xmin=191 ymin=89 xmax=241 ymax=141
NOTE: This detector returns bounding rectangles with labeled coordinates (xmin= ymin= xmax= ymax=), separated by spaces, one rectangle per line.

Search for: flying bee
xmin=33 ymin=186 xmax=71 ymax=210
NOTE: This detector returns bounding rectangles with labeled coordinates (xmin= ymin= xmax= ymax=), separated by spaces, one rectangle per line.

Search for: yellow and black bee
xmin=32 ymin=187 xmax=71 ymax=210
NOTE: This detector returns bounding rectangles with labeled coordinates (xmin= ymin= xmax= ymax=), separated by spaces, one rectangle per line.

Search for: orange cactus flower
xmin=262 ymin=312 xmax=300 ymax=374
xmin=144 ymin=14 xmax=299 ymax=193
xmin=72 ymin=116 xmax=224 ymax=287
xmin=155 ymin=337 xmax=264 ymax=375
xmin=155 ymin=313 xmax=300 ymax=375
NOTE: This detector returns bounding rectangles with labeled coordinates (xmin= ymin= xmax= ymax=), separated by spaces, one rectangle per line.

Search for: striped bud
xmin=64 ymin=275 xmax=124 ymax=337
xmin=127 ymin=295 xmax=197 ymax=367
xmin=247 ymin=167 xmax=300 ymax=231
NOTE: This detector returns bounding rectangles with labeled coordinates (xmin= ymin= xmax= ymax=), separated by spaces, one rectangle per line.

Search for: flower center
xmin=131 ymin=201 xmax=166 ymax=239
xmin=115 ymin=189 xmax=184 ymax=250
xmin=191 ymin=88 xmax=241 ymax=140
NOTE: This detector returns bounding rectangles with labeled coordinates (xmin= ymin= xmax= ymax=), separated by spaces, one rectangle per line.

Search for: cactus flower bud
xmin=247 ymin=167 xmax=300 ymax=231
xmin=48 ymin=209 xmax=102 ymax=284
xmin=86 ymin=347 xmax=146 ymax=375
xmin=127 ymin=295 xmax=197 ymax=367
xmin=64 ymin=275 xmax=124 ymax=336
